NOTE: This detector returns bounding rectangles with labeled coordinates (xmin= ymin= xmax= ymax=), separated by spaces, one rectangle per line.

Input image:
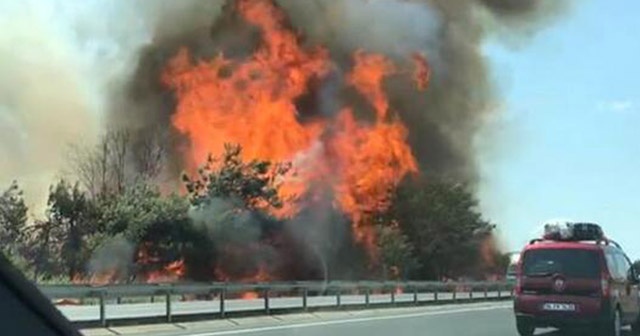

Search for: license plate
xmin=542 ymin=303 xmax=576 ymax=311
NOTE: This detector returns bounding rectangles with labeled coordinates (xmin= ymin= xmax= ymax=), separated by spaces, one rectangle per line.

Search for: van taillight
xmin=601 ymin=272 xmax=610 ymax=297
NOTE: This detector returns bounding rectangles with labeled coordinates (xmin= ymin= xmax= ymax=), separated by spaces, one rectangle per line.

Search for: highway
xmin=80 ymin=302 xmax=581 ymax=336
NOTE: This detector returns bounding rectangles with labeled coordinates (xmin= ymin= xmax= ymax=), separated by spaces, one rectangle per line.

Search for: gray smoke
xmin=88 ymin=236 xmax=135 ymax=281
xmin=189 ymin=196 xmax=284 ymax=279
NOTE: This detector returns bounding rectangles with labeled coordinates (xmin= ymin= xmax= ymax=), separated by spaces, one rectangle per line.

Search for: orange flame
xmin=412 ymin=53 xmax=431 ymax=91
xmin=146 ymin=259 xmax=186 ymax=283
xmin=163 ymin=0 xmax=424 ymax=260
xmin=72 ymin=271 xmax=120 ymax=286
xmin=241 ymin=291 xmax=260 ymax=300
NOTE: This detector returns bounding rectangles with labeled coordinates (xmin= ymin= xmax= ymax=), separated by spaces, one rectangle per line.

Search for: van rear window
xmin=522 ymin=249 xmax=600 ymax=279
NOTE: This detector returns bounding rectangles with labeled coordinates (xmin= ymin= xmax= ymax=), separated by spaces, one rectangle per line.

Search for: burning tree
xmin=183 ymin=143 xmax=292 ymax=281
xmin=162 ymin=0 xmax=418 ymax=268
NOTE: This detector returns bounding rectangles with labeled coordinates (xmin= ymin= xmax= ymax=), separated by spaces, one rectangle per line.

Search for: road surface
xmin=82 ymin=302 xmax=614 ymax=336
xmin=59 ymin=292 xmax=506 ymax=322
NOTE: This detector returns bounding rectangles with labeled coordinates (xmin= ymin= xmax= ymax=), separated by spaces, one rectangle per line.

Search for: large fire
xmin=162 ymin=0 xmax=422 ymax=263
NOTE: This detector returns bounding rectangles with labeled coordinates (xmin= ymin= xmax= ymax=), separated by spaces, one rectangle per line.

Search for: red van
xmin=513 ymin=222 xmax=640 ymax=336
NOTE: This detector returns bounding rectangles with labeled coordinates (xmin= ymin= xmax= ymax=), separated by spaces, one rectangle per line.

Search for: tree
xmin=45 ymin=180 xmax=98 ymax=279
xmin=183 ymin=144 xmax=291 ymax=280
xmin=96 ymin=182 xmax=195 ymax=281
xmin=24 ymin=219 xmax=61 ymax=280
xmin=387 ymin=177 xmax=495 ymax=280
xmin=375 ymin=223 xmax=418 ymax=280
xmin=68 ymin=128 xmax=166 ymax=199
xmin=0 ymin=181 xmax=29 ymax=269
xmin=184 ymin=143 xmax=290 ymax=210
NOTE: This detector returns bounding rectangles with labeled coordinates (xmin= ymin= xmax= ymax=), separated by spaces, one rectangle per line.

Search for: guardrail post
xmin=390 ymin=288 xmax=395 ymax=304
xmin=413 ymin=287 xmax=418 ymax=305
xmin=116 ymin=296 xmax=122 ymax=305
xmin=264 ymin=289 xmax=270 ymax=314
xmin=336 ymin=288 xmax=341 ymax=308
xmin=302 ymin=287 xmax=308 ymax=311
xmin=434 ymin=288 xmax=438 ymax=302
xmin=99 ymin=291 xmax=106 ymax=328
xmin=151 ymin=295 xmax=155 ymax=303
xmin=165 ymin=290 xmax=172 ymax=323
xmin=469 ymin=289 xmax=473 ymax=300
xmin=453 ymin=286 xmax=457 ymax=302
xmin=365 ymin=287 xmax=370 ymax=307
xmin=220 ymin=287 xmax=226 ymax=318
xmin=484 ymin=286 xmax=488 ymax=299
xmin=497 ymin=287 xmax=502 ymax=299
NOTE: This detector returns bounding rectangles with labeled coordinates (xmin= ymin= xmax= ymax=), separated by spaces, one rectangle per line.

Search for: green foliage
xmin=4 ymin=142 xmax=504 ymax=283
xmin=183 ymin=144 xmax=291 ymax=280
xmin=96 ymin=182 xmax=195 ymax=276
xmin=41 ymin=180 xmax=98 ymax=279
xmin=184 ymin=143 xmax=290 ymax=210
xmin=388 ymin=177 xmax=496 ymax=280
xmin=375 ymin=224 xmax=419 ymax=280
xmin=0 ymin=181 xmax=28 ymax=253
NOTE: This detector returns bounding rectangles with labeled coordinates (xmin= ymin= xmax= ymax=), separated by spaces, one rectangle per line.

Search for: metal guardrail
xmin=40 ymin=281 xmax=514 ymax=327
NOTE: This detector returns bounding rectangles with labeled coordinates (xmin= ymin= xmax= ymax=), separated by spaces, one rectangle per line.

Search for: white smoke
xmin=0 ymin=0 xmax=219 ymax=212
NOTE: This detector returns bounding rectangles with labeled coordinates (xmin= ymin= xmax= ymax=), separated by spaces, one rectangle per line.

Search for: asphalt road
xmin=82 ymin=302 xmax=593 ymax=336
xmin=59 ymin=292 xmax=505 ymax=322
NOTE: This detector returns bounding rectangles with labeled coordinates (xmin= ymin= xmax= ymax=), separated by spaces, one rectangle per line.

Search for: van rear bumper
xmin=516 ymin=312 xmax=609 ymax=328
xmin=514 ymin=294 xmax=606 ymax=317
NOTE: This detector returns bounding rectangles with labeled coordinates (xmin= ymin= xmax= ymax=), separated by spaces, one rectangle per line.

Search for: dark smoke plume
xmin=110 ymin=0 xmax=567 ymax=185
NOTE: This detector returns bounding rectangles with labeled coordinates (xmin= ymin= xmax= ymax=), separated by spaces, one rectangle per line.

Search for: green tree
xmin=184 ymin=143 xmax=290 ymax=210
xmin=45 ymin=180 xmax=99 ymax=279
xmin=0 ymin=181 xmax=28 ymax=254
xmin=376 ymin=224 xmax=418 ymax=280
xmin=388 ymin=178 xmax=495 ymax=280
xmin=96 ymin=182 xmax=195 ymax=280
xmin=24 ymin=219 xmax=61 ymax=280
xmin=0 ymin=181 xmax=29 ymax=274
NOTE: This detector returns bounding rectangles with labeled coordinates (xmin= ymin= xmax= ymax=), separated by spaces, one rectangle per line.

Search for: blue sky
xmin=479 ymin=0 xmax=640 ymax=258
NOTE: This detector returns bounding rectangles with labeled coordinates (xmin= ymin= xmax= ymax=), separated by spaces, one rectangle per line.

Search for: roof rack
xmin=528 ymin=237 xmax=622 ymax=249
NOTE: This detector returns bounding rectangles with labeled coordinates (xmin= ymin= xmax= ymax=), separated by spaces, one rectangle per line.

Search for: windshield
xmin=2 ymin=0 xmax=639 ymax=335
xmin=522 ymin=249 xmax=601 ymax=279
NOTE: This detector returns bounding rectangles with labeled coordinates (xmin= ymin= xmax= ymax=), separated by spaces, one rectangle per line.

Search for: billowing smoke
xmin=0 ymin=1 xmax=101 ymax=210
xmin=111 ymin=0 xmax=567 ymax=184
xmin=0 ymin=0 xmax=566 ymax=204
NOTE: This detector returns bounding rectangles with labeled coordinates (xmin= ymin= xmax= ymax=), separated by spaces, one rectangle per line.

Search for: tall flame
xmin=163 ymin=0 xmax=423 ymax=259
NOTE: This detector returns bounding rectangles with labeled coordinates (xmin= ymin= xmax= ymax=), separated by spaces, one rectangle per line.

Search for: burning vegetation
xmin=0 ymin=0 xmax=566 ymax=284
